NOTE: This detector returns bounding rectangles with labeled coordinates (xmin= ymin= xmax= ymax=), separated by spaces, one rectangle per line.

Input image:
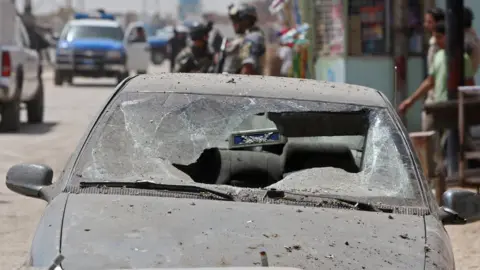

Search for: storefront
xmin=302 ymin=0 xmax=435 ymax=131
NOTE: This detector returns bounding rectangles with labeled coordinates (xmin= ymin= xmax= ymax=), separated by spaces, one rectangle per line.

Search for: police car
xmin=54 ymin=11 xmax=150 ymax=85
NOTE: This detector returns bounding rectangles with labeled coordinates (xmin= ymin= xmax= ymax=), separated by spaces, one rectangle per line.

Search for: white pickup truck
xmin=0 ymin=0 xmax=44 ymax=132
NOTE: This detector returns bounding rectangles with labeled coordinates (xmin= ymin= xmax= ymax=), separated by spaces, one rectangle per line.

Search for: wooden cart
xmin=422 ymin=87 xmax=480 ymax=204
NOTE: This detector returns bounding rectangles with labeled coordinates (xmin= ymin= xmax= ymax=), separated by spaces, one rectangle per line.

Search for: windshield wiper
xmin=48 ymin=254 xmax=64 ymax=270
xmin=79 ymin=180 xmax=234 ymax=201
xmin=264 ymin=189 xmax=391 ymax=213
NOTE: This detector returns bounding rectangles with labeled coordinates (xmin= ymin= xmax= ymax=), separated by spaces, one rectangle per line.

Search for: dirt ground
xmin=446 ymin=221 xmax=480 ymax=269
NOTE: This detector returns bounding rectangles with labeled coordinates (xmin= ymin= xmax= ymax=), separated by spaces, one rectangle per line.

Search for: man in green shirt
xmin=398 ymin=21 xmax=475 ymax=176
xmin=399 ymin=21 xmax=474 ymax=113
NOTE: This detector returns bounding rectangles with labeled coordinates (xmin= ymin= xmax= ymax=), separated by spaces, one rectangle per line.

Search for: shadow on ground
xmin=0 ymin=122 xmax=59 ymax=135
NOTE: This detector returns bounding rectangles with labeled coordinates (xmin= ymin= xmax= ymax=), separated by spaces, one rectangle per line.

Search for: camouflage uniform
xmin=173 ymin=46 xmax=213 ymax=73
xmin=223 ymin=3 xmax=266 ymax=75
xmin=223 ymin=26 xmax=266 ymax=75
xmin=173 ymin=21 xmax=214 ymax=73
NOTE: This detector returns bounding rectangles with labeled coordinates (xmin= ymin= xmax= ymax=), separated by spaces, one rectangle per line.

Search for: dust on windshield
xmin=75 ymin=92 xmax=423 ymax=206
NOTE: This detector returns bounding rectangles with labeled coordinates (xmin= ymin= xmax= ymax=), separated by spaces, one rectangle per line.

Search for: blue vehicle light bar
xmin=74 ymin=12 xmax=115 ymax=20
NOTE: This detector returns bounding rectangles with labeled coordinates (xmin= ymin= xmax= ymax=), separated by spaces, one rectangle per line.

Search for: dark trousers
xmin=170 ymin=58 xmax=175 ymax=72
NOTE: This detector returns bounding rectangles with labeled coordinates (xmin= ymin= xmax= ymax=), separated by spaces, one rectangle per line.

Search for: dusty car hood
xmin=60 ymin=194 xmax=426 ymax=269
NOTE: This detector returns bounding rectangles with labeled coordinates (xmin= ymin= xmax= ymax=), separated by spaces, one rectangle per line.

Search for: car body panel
xmin=38 ymin=194 xmax=429 ymax=269
xmin=28 ymin=193 xmax=68 ymax=266
xmin=123 ymin=74 xmax=387 ymax=108
xmin=0 ymin=14 xmax=40 ymax=102
xmin=55 ymin=19 xmax=127 ymax=78
xmin=124 ymin=21 xmax=150 ymax=71
xmin=424 ymin=215 xmax=455 ymax=269
xmin=18 ymin=74 xmax=456 ymax=269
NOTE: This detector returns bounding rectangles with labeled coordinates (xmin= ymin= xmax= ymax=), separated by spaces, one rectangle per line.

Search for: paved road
xmin=0 ymin=64 xmax=168 ymax=270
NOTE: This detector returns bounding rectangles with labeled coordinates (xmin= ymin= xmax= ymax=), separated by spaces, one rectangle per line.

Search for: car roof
xmin=69 ymin=19 xmax=120 ymax=27
xmin=122 ymin=74 xmax=388 ymax=108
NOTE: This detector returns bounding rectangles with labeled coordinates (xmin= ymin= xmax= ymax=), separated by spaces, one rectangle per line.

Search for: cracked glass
xmin=75 ymin=92 xmax=424 ymax=206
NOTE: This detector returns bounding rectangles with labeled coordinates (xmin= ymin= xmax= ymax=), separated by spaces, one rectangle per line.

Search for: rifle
xmin=214 ymin=37 xmax=228 ymax=73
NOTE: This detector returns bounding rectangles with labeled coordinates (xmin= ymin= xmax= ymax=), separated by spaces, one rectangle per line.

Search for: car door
xmin=124 ymin=22 xmax=150 ymax=72
xmin=16 ymin=16 xmax=39 ymax=100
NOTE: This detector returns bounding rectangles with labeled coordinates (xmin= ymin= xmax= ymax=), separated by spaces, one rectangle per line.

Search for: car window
xmin=65 ymin=25 xmax=124 ymax=41
xmin=75 ymin=92 xmax=424 ymax=207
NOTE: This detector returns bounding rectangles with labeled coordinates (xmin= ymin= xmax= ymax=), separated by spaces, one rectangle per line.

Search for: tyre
xmin=0 ymin=69 xmax=23 ymax=132
xmin=0 ymin=99 xmax=21 ymax=132
xmin=151 ymin=51 xmax=165 ymax=65
xmin=26 ymin=77 xmax=44 ymax=124
xmin=66 ymin=75 xmax=73 ymax=85
xmin=54 ymin=70 xmax=63 ymax=86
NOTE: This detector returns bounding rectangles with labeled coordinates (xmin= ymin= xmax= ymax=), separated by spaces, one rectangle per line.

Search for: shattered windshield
xmin=75 ymin=92 xmax=423 ymax=206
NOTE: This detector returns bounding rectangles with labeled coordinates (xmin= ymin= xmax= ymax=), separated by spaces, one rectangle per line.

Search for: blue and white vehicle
xmin=54 ymin=12 xmax=149 ymax=85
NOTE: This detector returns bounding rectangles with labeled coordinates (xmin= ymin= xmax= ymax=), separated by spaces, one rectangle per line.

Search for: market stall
xmin=268 ymin=0 xmax=311 ymax=78
xmin=304 ymin=0 xmax=435 ymax=131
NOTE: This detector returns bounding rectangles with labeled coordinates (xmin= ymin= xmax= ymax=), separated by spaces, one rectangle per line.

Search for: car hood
xmin=60 ymin=194 xmax=426 ymax=269
xmin=60 ymin=38 xmax=123 ymax=50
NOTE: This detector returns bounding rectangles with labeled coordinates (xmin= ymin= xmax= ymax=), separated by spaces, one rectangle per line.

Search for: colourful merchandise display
xmin=271 ymin=0 xmax=311 ymax=78
xmin=292 ymin=36 xmax=310 ymax=78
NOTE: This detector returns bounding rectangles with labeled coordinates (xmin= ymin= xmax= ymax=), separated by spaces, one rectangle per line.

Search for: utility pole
xmin=393 ymin=0 xmax=408 ymax=124
xmin=446 ymin=0 xmax=465 ymax=100
xmin=445 ymin=0 xmax=464 ymax=178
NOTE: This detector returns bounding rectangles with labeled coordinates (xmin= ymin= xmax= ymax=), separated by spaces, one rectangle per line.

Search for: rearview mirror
xmin=6 ymin=164 xmax=53 ymax=199
xmin=440 ymin=189 xmax=480 ymax=225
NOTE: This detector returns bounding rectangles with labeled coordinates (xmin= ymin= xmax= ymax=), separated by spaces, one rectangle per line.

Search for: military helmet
xmin=228 ymin=3 xmax=257 ymax=22
xmin=188 ymin=22 xmax=211 ymax=41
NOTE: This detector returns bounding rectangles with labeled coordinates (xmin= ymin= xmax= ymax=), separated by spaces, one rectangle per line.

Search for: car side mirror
xmin=6 ymin=164 xmax=53 ymax=199
xmin=440 ymin=189 xmax=480 ymax=225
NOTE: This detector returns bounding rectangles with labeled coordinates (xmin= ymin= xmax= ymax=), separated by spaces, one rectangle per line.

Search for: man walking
xmin=422 ymin=8 xmax=445 ymax=132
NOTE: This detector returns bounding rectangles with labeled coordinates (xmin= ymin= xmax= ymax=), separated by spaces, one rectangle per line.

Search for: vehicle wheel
xmin=54 ymin=70 xmax=63 ymax=86
xmin=26 ymin=77 xmax=44 ymax=124
xmin=137 ymin=70 xmax=147 ymax=75
xmin=0 ymin=99 xmax=21 ymax=132
xmin=66 ymin=74 xmax=73 ymax=85
xmin=0 ymin=70 xmax=22 ymax=132
xmin=151 ymin=51 xmax=165 ymax=65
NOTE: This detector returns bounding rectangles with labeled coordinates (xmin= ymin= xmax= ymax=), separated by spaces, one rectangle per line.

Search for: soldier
xmin=221 ymin=3 xmax=266 ymax=75
xmin=173 ymin=22 xmax=214 ymax=73
xmin=168 ymin=26 xmax=188 ymax=72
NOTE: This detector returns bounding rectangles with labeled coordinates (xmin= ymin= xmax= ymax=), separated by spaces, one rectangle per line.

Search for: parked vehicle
xmin=0 ymin=0 xmax=44 ymax=132
xmin=148 ymin=29 xmax=170 ymax=65
xmin=7 ymin=73 xmax=480 ymax=269
xmin=53 ymin=12 xmax=150 ymax=85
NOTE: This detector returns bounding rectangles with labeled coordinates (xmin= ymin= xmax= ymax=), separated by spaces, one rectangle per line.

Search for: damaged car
xmin=7 ymin=73 xmax=480 ymax=269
